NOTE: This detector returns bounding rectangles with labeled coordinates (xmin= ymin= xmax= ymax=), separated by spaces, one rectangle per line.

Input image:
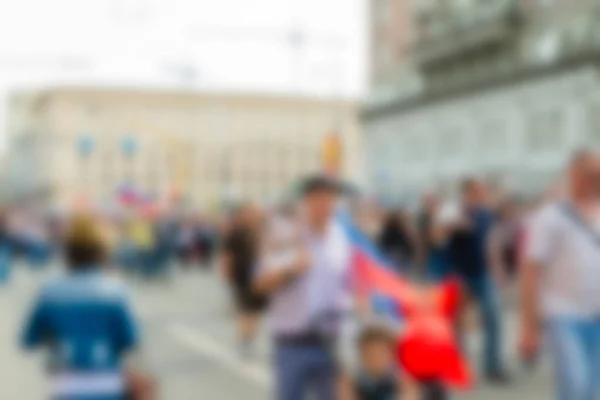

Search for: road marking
xmin=167 ymin=324 xmax=271 ymax=388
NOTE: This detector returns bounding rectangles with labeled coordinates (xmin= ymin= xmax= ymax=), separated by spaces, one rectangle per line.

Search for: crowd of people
xmin=7 ymin=205 xmax=222 ymax=399
xmin=8 ymin=148 xmax=600 ymax=400
xmin=0 ymin=204 xmax=220 ymax=281
xmin=218 ymin=150 xmax=600 ymax=400
xmin=374 ymin=179 xmax=519 ymax=384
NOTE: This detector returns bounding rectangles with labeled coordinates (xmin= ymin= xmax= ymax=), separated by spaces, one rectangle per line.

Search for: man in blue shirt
xmin=21 ymin=215 xmax=141 ymax=400
xmin=448 ymin=178 xmax=508 ymax=384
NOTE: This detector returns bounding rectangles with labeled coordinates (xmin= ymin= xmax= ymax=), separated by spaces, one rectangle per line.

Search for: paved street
xmin=1 ymin=264 xmax=553 ymax=399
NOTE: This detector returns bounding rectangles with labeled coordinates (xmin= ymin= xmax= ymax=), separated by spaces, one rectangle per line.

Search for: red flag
xmin=352 ymin=251 xmax=472 ymax=389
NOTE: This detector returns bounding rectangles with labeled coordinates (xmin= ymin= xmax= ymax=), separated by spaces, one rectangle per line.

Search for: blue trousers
xmin=426 ymin=249 xmax=451 ymax=282
xmin=274 ymin=341 xmax=336 ymax=400
xmin=462 ymin=274 xmax=503 ymax=375
xmin=425 ymin=254 xmax=503 ymax=375
xmin=546 ymin=317 xmax=600 ymax=400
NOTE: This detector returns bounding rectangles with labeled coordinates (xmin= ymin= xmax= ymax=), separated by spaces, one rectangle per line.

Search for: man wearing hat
xmin=255 ymin=174 xmax=353 ymax=400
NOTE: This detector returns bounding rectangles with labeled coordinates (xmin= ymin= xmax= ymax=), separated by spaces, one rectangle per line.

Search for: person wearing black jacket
xmin=220 ymin=204 xmax=267 ymax=356
xmin=448 ymin=178 xmax=508 ymax=384
xmin=377 ymin=209 xmax=416 ymax=274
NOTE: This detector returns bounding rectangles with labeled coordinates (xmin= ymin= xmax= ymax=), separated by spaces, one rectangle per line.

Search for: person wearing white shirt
xmin=254 ymin=175 xmax=352 ymax=400
xmin=521 ymin=149 xmax=600 ymax=400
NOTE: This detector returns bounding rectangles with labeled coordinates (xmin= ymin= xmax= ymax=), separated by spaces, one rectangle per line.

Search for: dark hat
xmin=298 ymin=174 xmax=345 ymax=196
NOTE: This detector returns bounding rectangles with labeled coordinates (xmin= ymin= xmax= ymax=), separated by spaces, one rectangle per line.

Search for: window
xmin=374 ymin=0 xmax=390 ymax=25
xmin=477 ymin=117 xmax=509 ymax=155
xmin=401 ymin=132 xmax=428 ymax=163
xmin=380 ymin=132 xmax=397 ymax=168
xmin=586 ymin=100 xmax=600 ymax=144
xmin=538 ymin=0 xmax=555 ymax=6
xmin=376 ymin=42 xmax=392 ymax=71
xmin=437 ymin=127 xmax=464 ymax=160
xmin=535 ymin=32 xmax=560 ymax=64
xmin=456 ymin=0 xmax=475 ymax=9
xmin=526 ymin=109 xmax=563 ymax=152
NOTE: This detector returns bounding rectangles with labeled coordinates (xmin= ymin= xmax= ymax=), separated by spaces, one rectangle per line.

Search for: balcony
xmin=412 ymin=0 xmax=523 ymax=69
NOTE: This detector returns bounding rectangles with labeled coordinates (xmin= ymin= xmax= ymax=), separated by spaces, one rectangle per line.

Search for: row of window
xmin=368 ymin=103 xmax=600 ymax=170
xmin=69 ymin=109 xmax=337 ymax=141
xmin=74 ymin=153 xmax=317 ymax=197
xmin=73 ymin=143 xmax=322 ymax=171
xmin=75 ymin=169 xmax=307 ymax=205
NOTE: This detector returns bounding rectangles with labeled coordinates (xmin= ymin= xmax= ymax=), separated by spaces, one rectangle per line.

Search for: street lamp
xmin=120 ymin=135 xmax=138 ymax=186
xmin=77 ymin=134 xmax=95 ymax=158
xmin=77 ymin=133 xmax=95 ymax=195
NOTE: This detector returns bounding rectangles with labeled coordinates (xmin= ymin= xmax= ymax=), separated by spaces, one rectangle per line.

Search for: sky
xmin=0 ymin=0 xmax=367 ymax=151
xmin=0 ymin=0 xmax=367 ymax=96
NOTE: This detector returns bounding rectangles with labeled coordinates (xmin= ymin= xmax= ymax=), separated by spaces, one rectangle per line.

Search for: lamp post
xmin=77 ymin=134 xmax=94 ymax=196
xmin=120 ymin=135 xmax=138 ymax=187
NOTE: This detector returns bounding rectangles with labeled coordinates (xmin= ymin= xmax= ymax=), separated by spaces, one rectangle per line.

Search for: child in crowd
xmin=341 ymin=324 xmax=448 ymax=400
xmin=353 ymin=325 xmax=401 ymax=400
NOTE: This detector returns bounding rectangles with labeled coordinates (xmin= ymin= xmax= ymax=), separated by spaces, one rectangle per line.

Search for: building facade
xmin=370 ymin=0 xmax=415 ymax=86
xmin=363 ymin=0 xmax=600 ymax=201
xmin=7 ymin=88 xmax=361 ymax=207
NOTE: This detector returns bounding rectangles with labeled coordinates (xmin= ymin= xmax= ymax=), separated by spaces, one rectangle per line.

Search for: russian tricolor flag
xmin=338 ymin=211 xmax=472 ymax=389
xmin=117 ymin=184 xmax=154 ymax=208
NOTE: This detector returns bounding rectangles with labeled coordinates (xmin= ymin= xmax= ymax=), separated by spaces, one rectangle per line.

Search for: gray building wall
xmin=364 ymin=66 xmax=600 ymax=201
xmin=363 ymin=0 xmax=600 ymax=201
